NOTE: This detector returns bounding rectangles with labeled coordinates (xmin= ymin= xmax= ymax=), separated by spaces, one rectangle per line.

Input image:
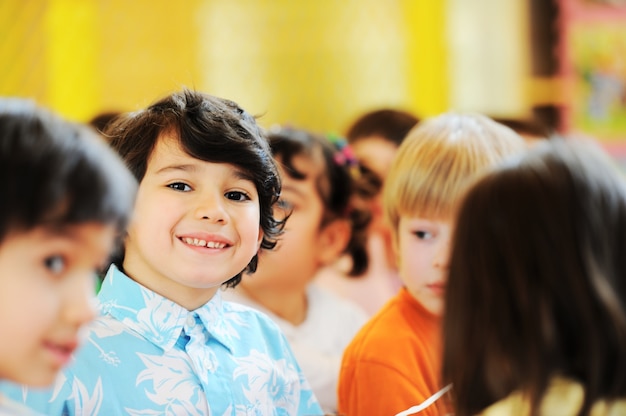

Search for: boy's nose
xmin=195 ymin=195 xmax=227 ymax=223
xmin=201 ymin=214 xmax=225 ymax=222
xmin=433 ymin=239 xmax=451 ymax=269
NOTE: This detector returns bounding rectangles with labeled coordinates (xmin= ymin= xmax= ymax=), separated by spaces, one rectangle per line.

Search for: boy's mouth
xmin=44 ymin=339 xmax=78 ymax=367
xmin=427 ymin=283 xmax=446 ymax=295
xmin=180 ymin=237 xmax=227 ymax=249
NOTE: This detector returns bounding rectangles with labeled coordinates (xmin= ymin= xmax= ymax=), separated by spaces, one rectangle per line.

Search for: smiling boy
xmin=2 ymin=90 xmax=322 ymax=415
xmin=122 ymin=132 xmax=264 ymax=310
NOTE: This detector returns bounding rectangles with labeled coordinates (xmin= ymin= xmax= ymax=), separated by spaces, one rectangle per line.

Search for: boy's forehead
xmin=144 ymin=134 xmax=187 ymax=168
xmin=147 ymin=132 xmax=253 ymax=180
xmin=153 ymin=131 xmax=183 ymax=153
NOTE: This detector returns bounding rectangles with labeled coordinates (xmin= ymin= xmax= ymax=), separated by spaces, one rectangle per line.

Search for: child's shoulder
xmin=221 ymin=297 xmax=284 ymax=334
xmin=347 ymin=290 xmax=429 ymax=347
xmin=308 ymin=283 xmax=368 ymax=324
xmin=221 ymin=296 xmax=264 ymax=314
xmin=220 ymin=297 xmax=301 ymax=358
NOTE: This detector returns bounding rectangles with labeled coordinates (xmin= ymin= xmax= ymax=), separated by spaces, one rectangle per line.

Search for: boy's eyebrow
xmin=232 ymin=168 xmax=254 ymax=181
xmin=155 ymin=163 xmax=254 ymax=181
xmin=154 ymin=164 xmax=197 ymax=174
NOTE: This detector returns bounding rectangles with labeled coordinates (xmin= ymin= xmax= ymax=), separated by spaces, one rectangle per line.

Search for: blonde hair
xmin=383 ymin=112 xmax=525 ymax=241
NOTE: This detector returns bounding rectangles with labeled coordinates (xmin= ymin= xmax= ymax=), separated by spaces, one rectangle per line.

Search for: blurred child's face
xmin=352 ymin=136 xmax=397 ymax=235
xmin=242 ymin=154 xmax=336 ymax=293
xmin=0 ymin=223 xmax=113 ymax=386
xmin=396 ymin=215 xmax=453 ymax=316
xmin=123 ymin=133 xmax=263 ymax=310
xmin=351 ymin=136 xmax=398 ymax=186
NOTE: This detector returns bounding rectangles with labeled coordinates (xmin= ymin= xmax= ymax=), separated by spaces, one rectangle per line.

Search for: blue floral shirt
xmin=1 ymin=265 xmax=322 ymax=415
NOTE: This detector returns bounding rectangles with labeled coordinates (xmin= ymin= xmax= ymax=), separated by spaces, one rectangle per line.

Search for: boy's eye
xmin=225 ymin=191 xmax=250 ymax=201
xmin=414 ymin=231 xmax=433 ymax=240
xmin=168 ymin=182 xmax=191 ymax=192
xmin=44 ymin=255 xmax=66 ymax=274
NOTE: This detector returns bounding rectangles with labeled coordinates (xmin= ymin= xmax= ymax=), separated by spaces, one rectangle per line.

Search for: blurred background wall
xmin=1 ymin=0 xmax=625 ymax=141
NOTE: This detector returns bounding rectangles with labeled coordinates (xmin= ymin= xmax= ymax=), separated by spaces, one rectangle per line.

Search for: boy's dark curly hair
xmin=105 ymin=89 xmax=284 ymax=288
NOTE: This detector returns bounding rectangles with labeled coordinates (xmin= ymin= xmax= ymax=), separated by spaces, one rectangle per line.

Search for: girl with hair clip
xmin=223 ymin=125 xmax=370 ymax=414
xmin=316 ymin=108 xmax=419 ymax=317
xmin=442 ymin=138 xmax=626 ymax=416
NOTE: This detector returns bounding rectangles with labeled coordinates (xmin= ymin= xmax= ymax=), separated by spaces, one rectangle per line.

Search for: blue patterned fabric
xmin=0 ymin=265 xmax=322 ymax=415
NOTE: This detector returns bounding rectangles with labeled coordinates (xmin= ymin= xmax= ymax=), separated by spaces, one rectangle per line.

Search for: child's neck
xmin=238 ymin=284 xmax=308 ymax=326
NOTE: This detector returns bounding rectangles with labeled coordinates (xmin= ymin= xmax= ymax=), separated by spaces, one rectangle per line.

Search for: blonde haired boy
xmin=337 ymin=113 xmax=526 ymax=416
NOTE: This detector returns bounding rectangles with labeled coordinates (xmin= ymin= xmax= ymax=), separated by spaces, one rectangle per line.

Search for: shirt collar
xmin=399 ymin=286 xmax=441 ymax=325
xmin=97 ymin=264 xmax=235 ymax=352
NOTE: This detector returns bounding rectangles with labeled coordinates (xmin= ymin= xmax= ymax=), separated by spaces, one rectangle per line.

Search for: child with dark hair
xmin=490 ymin=116 xmax=551 ymax=146
xmin=317 ymin=108 xmax=419 ymax=316
xmin=88 ymin=110 xmax=121 ymax=135
xmin=442 ymin=138 xmax=626 ymax=416
xmin=2 ymin=90 xmax=322 ymax=415
xmin=223 ymin=125 xmax=370 ymax=413
xmin=0 ymin=98 xmax=136 ymax=414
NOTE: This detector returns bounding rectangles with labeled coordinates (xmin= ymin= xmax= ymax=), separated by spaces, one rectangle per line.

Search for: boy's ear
xmin=257 ymin=228 xmax=264 ymax=249
xmin=317 ymin=219 xmax=351 ymax=265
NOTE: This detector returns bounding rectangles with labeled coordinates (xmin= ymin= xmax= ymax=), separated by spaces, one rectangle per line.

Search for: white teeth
xmin=182 ymin=237 xmax=226 ymax=249
xmin=207 ymin=241 xmax=226 ymax=249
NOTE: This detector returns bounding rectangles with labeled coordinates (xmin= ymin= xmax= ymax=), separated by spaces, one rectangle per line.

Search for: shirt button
xmin=204 ymin=360 xmax=213 ymax=370
xmin=186 ymin=315 xmax=195 ymax=326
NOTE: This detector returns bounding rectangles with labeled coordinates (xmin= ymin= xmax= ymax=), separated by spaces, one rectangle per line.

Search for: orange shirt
xmin=338 ymin=287 xmax=451 ymax=416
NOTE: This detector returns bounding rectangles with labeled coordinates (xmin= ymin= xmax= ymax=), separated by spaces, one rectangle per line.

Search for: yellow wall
xmin=0 ymin=1 xmax=449 ymax=132
xmin=45 ymin=0 xmax=99 ymax=121
xmin=0 ymin=1 xmax=49 ymax=107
